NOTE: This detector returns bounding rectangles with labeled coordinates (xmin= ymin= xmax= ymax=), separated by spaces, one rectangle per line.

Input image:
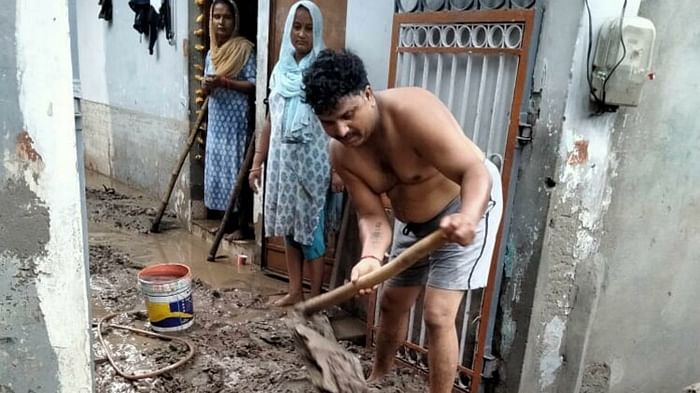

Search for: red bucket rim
xmin=138 ymin=263 xmax=191 ymax=282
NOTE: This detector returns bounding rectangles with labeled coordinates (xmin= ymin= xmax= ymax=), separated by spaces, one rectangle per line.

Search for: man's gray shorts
xmin=386 ymin=159 xmax=503 ymax=291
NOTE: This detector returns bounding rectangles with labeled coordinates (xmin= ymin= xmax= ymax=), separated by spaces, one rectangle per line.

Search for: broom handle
xmin=296 ymin=230 xmax=446 ymax=316
xmin=207 ymin=133 xmax=256 ymax=261
xmin=151 ymin=99 xmax=209 ymax=233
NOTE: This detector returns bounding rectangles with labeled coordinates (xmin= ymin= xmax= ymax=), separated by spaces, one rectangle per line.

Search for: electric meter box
xmin=592 ymin=16 xmax=656 ymax=107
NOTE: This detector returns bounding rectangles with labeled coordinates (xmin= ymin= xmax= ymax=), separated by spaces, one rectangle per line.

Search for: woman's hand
xmin=331 ymin=170 xmax=345 ymax=193
xmin=249 ymin=167 xmax=262 ymax=193
xmin=202 ymin=76 xmax=219 ymax=91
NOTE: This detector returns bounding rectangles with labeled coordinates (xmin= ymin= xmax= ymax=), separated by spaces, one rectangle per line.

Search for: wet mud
xmin=87 ymin=173 xmax=428 ymax=392
xmin=86 ymin=185 xmax=178 ymax=234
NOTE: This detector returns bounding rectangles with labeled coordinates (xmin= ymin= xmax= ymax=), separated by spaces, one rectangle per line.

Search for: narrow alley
xmin=3 ymin=0 xmax=700 ymax=392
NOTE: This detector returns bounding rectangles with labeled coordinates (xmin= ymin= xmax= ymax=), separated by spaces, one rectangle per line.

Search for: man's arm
xmin=399 ymin=89 xmax=492 ymax=244
xmin=356 ymin=198 xmax=392 ymax=262
xmin=330 ymin=141 xmax=392 ymax=294
xmin=330 ymin=141 xmax=392 ymax=258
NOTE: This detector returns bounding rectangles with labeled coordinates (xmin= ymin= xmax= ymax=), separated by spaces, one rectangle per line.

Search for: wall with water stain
xmin=73 ymin=0 xmax=191 ymax=222
xmin=566 ymin=1 xmax=700 ymax=391
xmin=493 ymin=0 xmax=585 ymax=390
xmin=507 ymin=0 xmax=700 ymax=392
xmin=0 ymin=0 xmax=92 ymax=391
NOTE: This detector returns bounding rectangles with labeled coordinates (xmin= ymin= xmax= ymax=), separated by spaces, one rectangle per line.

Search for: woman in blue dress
xmin=202 ymin=0 xmax=256 ymax=239
xmin=249 ymin=1 xmax=344 ymax=306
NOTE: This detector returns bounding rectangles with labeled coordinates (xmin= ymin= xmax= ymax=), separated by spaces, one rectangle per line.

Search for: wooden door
xmin=263 ymin=0 xmax=347 ymax=287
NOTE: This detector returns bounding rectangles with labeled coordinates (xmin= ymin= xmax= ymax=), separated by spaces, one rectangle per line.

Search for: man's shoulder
xmin=382 ymin=86 xmax=436 ymax=101
xmin=328 ymin=139 xmax=351 ymax=162
xmin=328 ymin=140 xmax=371 ymax=184
xmin=382 ymin=88 xmax=445 ymax=131
xmin=381 ymin=87 xmax=470 ymax=151
xmin=382 ymin=88 xmax=440 ymax=120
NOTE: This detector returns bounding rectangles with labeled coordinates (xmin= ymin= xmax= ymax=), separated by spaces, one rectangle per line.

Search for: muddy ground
xmin=86 ymin=185 xmax=177 ymax=234
xmin=87 ymin=183 xmax=428 ymax=392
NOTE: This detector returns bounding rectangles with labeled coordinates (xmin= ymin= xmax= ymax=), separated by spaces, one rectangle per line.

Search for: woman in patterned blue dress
xmin=202 ymin=0 xmax=256 ymax=238
xmin=249 ymin=1 xmax=344 ymax=306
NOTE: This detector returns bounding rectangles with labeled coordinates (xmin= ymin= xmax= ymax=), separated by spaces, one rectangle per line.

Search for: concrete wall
xmin=0 ymin=0 xmax=93 ymax=391
xmin=494 ymin=0 xmax=585 ymax=390
xmin=345 ymin=0 xmax=394 ymax=90
xmin=511 ymin=0 xmax=700 ymax=391
xmin=516 ymin=0 xmax=639 ymax=390
xmin=566 ymin=1 xmax=700 ymax=391
xmin=74 ymin=0 xmax=191 ymax=220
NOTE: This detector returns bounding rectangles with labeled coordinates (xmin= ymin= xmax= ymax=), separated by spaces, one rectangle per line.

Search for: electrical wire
xmin=584 ymin=0 xmax=629 ymax=107
xmin=584 ymin=0 xmax=603 ymax=104
xmin=602 ymin=0 xmax=628 ymax=105
xmin=96 ymin=311 xmax=195 ymax=380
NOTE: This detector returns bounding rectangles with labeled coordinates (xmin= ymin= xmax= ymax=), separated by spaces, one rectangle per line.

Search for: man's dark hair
xmin=303 ymin=49 xmax=370 ymax=115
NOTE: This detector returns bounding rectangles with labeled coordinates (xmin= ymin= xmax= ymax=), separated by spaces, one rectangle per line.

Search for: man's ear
xmin=364 ymin=85 xmax=373 ymax=101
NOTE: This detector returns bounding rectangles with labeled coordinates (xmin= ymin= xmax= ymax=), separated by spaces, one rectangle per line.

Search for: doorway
xmin=261 ymin=0 xmax=348 ymax=287
xmin=189 ymin=0 xmax=259 ymax=243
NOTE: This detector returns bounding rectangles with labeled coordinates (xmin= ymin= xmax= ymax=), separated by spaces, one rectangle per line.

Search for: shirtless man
xmin=302 ymin=50 xmax=503 ymax=392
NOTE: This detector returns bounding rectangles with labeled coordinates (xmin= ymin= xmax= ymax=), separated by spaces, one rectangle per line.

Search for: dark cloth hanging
xmin=98 ymin=0 xmax=113 ymax=21
xmin=129 ymin=0 xmax=161 ymax=55
xmin=159 ymin=0 xmax=174 ymax=41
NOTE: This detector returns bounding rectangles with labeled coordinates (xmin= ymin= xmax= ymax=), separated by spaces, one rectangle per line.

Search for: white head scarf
xmin=270 ymin=1 xmax=325 ymax=142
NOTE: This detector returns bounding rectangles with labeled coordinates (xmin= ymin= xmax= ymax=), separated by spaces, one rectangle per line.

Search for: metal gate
xmin=368 ymin=1 xmax=536 ymax=391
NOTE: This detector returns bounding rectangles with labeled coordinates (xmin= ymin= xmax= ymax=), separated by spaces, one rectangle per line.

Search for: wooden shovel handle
xmin=295 ymin=230 xmax=446 ymax=316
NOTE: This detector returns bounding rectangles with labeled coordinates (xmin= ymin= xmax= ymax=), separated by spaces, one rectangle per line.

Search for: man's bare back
xmin=329 ymin=87 xmax=486 ymax=223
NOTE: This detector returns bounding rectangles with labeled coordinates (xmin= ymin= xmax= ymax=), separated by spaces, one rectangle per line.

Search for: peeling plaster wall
xmin=0 ymin=0 xmax=92 ymax=391
xmin=495 ymin=0 xmax=586 ymax=390
xmin=518 ymin=0 xmax=642 ymax=390
xmin=512 ymin=0 xmax=700 ymax=392
xmin=73 ymin=0 xmax=191 ymax=221
xmin=574 ymin=1 xmax=700 ymax=392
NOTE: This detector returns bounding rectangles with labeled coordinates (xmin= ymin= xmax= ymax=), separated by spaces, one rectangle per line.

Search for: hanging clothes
xmin=98 ymin=0 xmax=113 ymax=21
xmin=129 ymin=0 xmax=161 ymax=55
xmin=159 ymin=0 xmax=174 ymax=41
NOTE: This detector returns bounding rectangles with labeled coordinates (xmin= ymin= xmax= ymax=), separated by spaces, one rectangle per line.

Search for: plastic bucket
xmin=137 ymin=263 xmax=194 ymax=332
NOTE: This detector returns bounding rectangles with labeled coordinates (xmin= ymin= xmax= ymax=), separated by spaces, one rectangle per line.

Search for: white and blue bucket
xmin=138 ymin=263 xmax=194 ymax=332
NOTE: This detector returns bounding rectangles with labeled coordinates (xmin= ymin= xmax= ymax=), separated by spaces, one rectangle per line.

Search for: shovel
xmin=289 ymin=230 xmax=445 ymax=393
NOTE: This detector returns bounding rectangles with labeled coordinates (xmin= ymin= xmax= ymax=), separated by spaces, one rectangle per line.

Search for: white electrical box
xmin=592 ymin=16 xmax=656 ymax=107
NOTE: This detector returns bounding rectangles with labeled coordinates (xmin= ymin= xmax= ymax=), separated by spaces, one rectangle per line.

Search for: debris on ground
xmin=87 ymin=185 xmax=177 ymax=234
xmin=87 ymin=179 xmax=428 ymax=392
